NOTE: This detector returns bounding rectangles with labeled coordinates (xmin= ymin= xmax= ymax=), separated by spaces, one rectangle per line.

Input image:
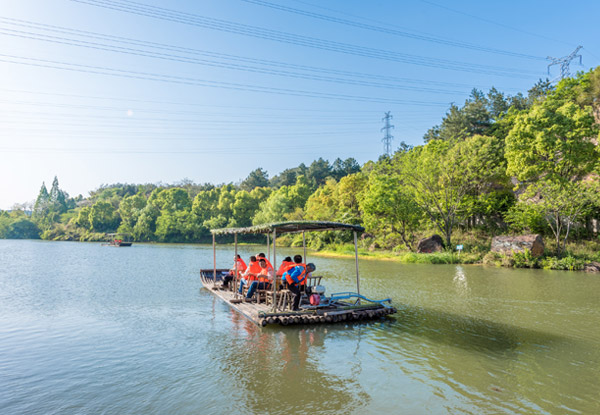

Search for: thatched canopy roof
xmin=210 ymin=221 xmax=364 ymax=235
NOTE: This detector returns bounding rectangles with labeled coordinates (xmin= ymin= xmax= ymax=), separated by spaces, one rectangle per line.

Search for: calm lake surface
xmin=1 ymin=240 xmax=599 ymax=415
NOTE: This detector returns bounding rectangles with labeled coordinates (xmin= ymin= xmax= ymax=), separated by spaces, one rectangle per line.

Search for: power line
xmin=241 ymin=0 xmax=545 ymax=61
xmin=547 ymin=46 xmax=583 ymax=80
xmin=381 ymin=111 xmax=394 ymax=155
xmin=69 ymin=0 xmax=541 ymax=78
xmin=418 ymin=0 xmax=576 ymax=48
xmin=0 ymin=24 xmax=473 ymax=96
xmin=0 ymin=53 xmax=452 ymax=107
xmin=0 ymin=16 xmax=521 ymax=92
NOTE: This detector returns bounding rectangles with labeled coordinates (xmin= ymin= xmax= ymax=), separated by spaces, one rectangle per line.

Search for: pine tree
xmin=49 ymin=176 xmax=67 ymax=214
xmin=33 ymin=182 xmax=50 ymax=218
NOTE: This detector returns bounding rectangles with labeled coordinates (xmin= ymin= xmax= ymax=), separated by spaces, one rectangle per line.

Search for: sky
xmin=1 ymin=0 xmax=599 ymax=209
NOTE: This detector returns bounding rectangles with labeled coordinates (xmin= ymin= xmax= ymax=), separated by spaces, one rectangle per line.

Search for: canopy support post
xmin=234 ymin=233 xmax=238 ymax=297
xmin=354 ymin=231 xmax=360 ymax=304
xmin=267 ymin=234 xmax=270 ymax=261
xmin=302 ymin=231 xmax=307 ymax=264
xmin=212 ymin=233 xmax=216 ymax=286
xmin=272 ymin=229 xmax=277 ymax=312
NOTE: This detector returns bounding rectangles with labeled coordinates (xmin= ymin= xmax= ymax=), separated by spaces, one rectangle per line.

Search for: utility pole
xmin=381 ymin=111 xmax=394 ymax=156
xmin=547 ymin=46 xmax=583 ymax=80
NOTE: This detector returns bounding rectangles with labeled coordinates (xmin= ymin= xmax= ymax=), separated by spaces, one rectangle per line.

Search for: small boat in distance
xmin=103 ymin=233 xmax=133 ymax=247
xmin=200 ymin=221 xmax=397 ymax=327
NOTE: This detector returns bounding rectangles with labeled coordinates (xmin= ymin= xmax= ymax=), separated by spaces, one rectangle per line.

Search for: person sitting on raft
xmin=256 ymin=252 xmax=273 ymax=269
xmin=244 ymin=258 xmax=274 ymax=301
xmin=277 ymin=256 xmax=294 ymax=277
xmin=222 ymin=255 xmax=247 ymax=288
xmin=282 ymin=255 xmax=316 ymax=311
xmin=238 ymin=256 xmax=261 ymax=295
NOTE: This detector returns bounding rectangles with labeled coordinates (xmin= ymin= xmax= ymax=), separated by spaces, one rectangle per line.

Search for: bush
xmin=483 ymin=251 xmax=502 ymax=266
xmin=539 ymin=256 xmax=585 ymax=271
xmin=512 ymin=249 xmax=538 ymax=268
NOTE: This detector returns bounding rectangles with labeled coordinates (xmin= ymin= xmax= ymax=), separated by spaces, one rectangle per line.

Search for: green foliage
xmin=361 ymin=161 xmax=421 ymax=250
xmin=0 ymin=214 xmax=41 ymax=239
xmin=400 ymin=135 xmax=506 ymax=247
xmin=240 ymin=168 xmax=269 ymax=191
xmin=539 ymin=256 xmax=585 ymax=271
xmin=504 ymin=202 xmax=547 ymax=234
xmin=7 ymin=69 xmax=600 ymax=269
xmin=511 ymin=250 xmax=538 ymax=268
xmin=89 ymin=201 xmax=120 ymax=232
xmin=506 ymin=71 xmax=600 ymax=254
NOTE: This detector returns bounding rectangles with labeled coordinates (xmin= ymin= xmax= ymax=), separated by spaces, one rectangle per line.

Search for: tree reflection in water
xmin=216 ymin=309 xmax=370 ymax=414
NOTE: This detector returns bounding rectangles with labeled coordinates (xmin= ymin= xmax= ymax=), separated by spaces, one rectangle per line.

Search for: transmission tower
xmin=547 ymin=46 xmax=583 ymax=80
xmin=381 ymin=111 xmax=394 ymax=155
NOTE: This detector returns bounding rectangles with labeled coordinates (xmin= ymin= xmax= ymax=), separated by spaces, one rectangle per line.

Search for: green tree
xmin=307 ymin=158 xmax=332 ymax=188
xmin=240 ymin=168 xmax=269 ymax=191
xmin=401 ymin=135 xmax=505 ymax=247
xmin=33 ymin=182 xmax=50 ymax=219
xmin=74 ymin=206 xmax=92 ymax=230
xmin=117 ymin=193 xmax=147 ymax=234
xmin=89 ymin=201 xmax=120 ymax=232
xmin=506 ymin=78 xmax=599 ymax=254
xmin=361 ymin=162 xmax=421 ymax=250
xmin=49 ymin=176 xmax=68 ymax=214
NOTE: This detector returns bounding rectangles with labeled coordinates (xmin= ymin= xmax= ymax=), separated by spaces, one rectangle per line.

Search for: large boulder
xmin=584 ymin=262 xmax=600 ymax=273
xmin=417 ymin=234 xmax=444 ymax=253
xmin=490 ymin=234 xmax=545 ymax=257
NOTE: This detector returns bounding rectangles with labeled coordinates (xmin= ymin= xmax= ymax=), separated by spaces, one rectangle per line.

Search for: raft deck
xmin=201 ymin=270 xmax=397 ymax=327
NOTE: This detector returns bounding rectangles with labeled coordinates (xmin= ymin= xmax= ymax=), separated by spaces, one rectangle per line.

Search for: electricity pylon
xmin=381 ymin=111 xmax=394 ymax=156
xmin=547 ymin=46 xmax=583 ymax=80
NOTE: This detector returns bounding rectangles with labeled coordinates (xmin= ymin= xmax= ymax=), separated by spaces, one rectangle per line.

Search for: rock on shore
xmin=417 ymin=235 xmax=444 ymax=253
xmin=490 ymin=234 xmax=545 ymax=257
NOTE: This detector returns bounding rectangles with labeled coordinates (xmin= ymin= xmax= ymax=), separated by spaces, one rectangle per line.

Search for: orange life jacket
xmin=235 ymin=258 xmax=247 ymax=272
xmin=257 ymin=256 xmax=273 ymax=269
xmin=284 ymin=263 xmax=307 ymax=286
xmin=246 ymin=261 xmax=262 ymax=281
xmin=257 ymin=266 xmax=274 ymax=283
xmin=277 ymin=261 xmax=295 ymax=276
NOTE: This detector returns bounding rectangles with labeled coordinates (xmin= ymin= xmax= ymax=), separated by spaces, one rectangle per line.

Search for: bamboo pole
xmin=212 ymin=233 xmax=216 ymax=285
xmin=234 ymin=233 xmax=238 ymax=297
xmin=267 ymin=234 xmax=270 ymax=261
xmin=272 ymin=228 xmax=277 ymax=312
xmin=354 ymin=231 xmax=360 ymax=304
xmin=303 ymin=231 xmax=307 ymax=264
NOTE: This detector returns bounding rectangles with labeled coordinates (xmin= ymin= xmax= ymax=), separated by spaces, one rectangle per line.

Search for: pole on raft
xmin=234 ymin=233 xmax=238 ymax=297
xmin=267 ymin=233 xmax=270 ymax=261
xmin=272 ymin=228 xmax=277 ymax=312
xmin=212 ymin=233 xmax=216 ymax=285
xmin=354 ymin=230 xmax=361 ymax=304
xmin=233 ymin=233 xmax=238 ymax=294
xmin=302 ymin=231 xmax=307 ymax=264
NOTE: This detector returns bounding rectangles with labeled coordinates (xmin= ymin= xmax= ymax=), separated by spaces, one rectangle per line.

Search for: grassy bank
xmin=311 ymin=238 xmax=600 ymax=271
xmin=311 ymin=244 xmax=481 ymax=264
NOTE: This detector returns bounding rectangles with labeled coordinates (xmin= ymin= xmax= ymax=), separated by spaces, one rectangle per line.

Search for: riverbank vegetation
xmin=2 ymin=68 xmax=599 ymax=271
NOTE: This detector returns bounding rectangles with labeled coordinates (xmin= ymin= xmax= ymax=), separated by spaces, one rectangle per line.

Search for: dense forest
xmin=2 ymin=68 xmax=599 ymax=269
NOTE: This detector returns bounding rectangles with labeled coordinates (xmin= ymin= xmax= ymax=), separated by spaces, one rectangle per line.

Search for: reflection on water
xmin=1 ymin=240 xmax=599 ymax=415
xmin=394 ymin=303 xmax=565 ymax=353
xmin=453 ymin=265 xmax=470 ymax=297
xmin=215 ymin=309 xmax=369 ymax=414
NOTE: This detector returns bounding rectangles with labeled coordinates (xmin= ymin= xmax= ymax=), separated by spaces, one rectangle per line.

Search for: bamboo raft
xmin=201 ymin=221 xmax=397 ymax=327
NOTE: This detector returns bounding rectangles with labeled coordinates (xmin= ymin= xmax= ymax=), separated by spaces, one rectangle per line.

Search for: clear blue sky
xmin=1 ymin=0 xmax=599 ymax=209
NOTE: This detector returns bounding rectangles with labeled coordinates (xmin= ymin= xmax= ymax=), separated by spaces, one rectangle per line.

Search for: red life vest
xmin=284 ymin=263 xmax=307 ymax=286
xmin=277 ymin=261 xmax=295 ymax=276
xmin=246 ymin=261 xmax=262 ymax=281
xmin=257 ymin=266 xmax=274 ymax=283
xmin=236 ymin=258 xmax=247 ymax=272
xmin=257 ymin=256 xmax=273 ymax=269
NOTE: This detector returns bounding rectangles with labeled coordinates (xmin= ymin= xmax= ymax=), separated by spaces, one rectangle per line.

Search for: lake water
xmin=1 ymin=240 xmax=599 ymax=414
